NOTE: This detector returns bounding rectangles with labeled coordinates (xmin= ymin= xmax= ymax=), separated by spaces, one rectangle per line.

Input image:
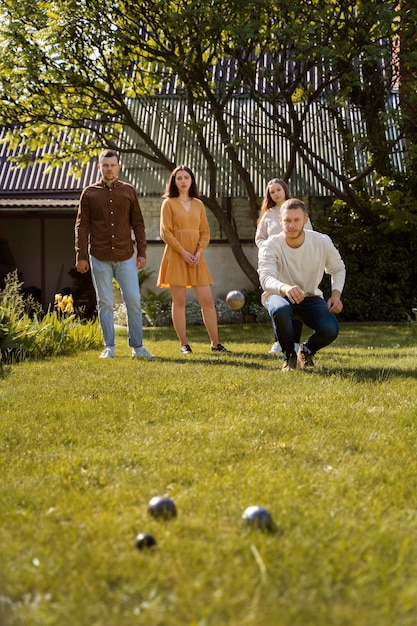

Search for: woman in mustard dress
xmin=157 ymin=165 xmax=229 ymax=354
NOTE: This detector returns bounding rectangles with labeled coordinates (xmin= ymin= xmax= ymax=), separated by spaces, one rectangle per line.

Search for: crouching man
xmin=257 ymin=198 xmax=346 ymax=371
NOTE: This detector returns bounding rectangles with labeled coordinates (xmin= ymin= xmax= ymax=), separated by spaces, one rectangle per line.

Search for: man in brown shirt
xmin=75 ymin=149 xmax=154 ymax=358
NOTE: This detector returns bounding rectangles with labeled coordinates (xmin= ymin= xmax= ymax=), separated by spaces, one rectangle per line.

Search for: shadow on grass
xmin=147 ymin=357 xmax=417 ymax=380
xmin=319 ymin=365 xmax=417 ymax=382
xmin=112 ymin=323 xmax=417 ymax=380
xmin=138 ymin=352 xmax=274 ymax=370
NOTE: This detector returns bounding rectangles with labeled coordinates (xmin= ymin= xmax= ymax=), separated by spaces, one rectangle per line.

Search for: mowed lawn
xmin=1 ymin=323 xmax=417 ymax=626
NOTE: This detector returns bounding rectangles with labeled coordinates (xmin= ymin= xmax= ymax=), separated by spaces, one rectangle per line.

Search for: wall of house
xmin=1 ymin=215 xmax=76 ymax=308
xmin=144 ymin=241 xmax=258 ymax=300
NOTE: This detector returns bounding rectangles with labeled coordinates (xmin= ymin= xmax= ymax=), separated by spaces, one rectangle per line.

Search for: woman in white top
xmin=255 ymin=179 xmax=313 ymax=354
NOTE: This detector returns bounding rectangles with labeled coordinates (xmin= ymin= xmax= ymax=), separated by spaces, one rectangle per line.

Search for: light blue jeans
xmin=90 ymin=254 xmax=143 ymax=349
xmin=266 ymin=294 xmax=339 ymax=359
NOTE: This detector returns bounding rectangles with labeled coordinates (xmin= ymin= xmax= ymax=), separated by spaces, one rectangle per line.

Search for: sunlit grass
xmin=1 ymin=323 xmax=417 ymax=626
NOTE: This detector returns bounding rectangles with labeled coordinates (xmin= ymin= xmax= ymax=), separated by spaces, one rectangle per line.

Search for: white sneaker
xmin=100 ymin=347 xmax=115 ymax=359
xmin=132 ymin=346 xmax=155 ymax=358
xmin=268 ymin=341 xmax=282 ymax=354
xmin=269 ymin=342 xmax=299 ymax=354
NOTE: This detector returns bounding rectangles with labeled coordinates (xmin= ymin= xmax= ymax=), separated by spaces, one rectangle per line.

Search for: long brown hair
xmin=257 ymin=179 xmax=291 ymax=225
xmin=163 ymin=165 xmax=200 ymax=198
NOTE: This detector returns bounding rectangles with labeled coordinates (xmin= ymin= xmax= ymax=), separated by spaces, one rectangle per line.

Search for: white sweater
xmin=258 ymin=229 xmax=346 ymax=305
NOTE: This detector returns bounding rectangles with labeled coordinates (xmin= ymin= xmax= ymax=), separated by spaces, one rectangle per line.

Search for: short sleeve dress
xmin=157 ymin=197 xmax=213 ymax=288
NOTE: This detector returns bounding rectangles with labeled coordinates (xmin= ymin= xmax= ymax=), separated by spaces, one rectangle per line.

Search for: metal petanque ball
xmin=226 ymin=290 xmax=245 ymax=310
xmin=147 ymin=496 xmax=177 ymax=520
xmin=242 ymin=505 xmax=273 ymax=531
xmin=134 ymin=533 xmax=157 ymax=551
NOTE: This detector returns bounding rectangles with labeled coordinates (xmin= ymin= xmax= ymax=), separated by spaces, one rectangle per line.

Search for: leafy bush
xmin=114 ymin=291 xmax=172 ymax=327
xmin=214 ymin=299 xmax=242 ymax=324
xmin=240 ymin=288 xmax=270 ymax=322
xmin=116 ymin=296 xmax=246 ymax=327
xmin=184 ymin=299 xmax=203 ymax=325
xmin=0 ymin=271 xmax=101 ymax=369
xmin=113 ymin=302 xmax=128 ymax=326
xmin=141 ymin=288 xmax=172 ymax=326
xmin=315 ymin=175 xmax=417 ymax=321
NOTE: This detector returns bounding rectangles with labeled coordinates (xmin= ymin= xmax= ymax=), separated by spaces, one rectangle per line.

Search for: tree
xmin=0 ymin=0 xmax=416 ymax=287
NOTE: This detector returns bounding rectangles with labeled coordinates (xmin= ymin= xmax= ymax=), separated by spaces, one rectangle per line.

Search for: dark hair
xmin=257 ymin=178 xmax=291 ymax=224
xmin=163 ymin=165 xmax=200 ymax=198
xmin=280 ymin=198 xmax=307 ymax=213
xmin=99 ymin=149 xmax=120 ymax=163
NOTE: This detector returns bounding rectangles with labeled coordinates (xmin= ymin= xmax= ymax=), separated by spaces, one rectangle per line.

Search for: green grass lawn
xmin=1 ymin=323 xmax=417 ymax=626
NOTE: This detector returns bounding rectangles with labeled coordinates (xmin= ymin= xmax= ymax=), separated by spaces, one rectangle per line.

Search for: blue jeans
xmin=266 ymin=294 xmax=339 ymax=358
xmin=90 ymin=254 xmax=143 ymax=348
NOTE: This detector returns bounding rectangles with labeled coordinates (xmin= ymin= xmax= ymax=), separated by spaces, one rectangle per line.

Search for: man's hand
xmin=136 ymin=256 xmax=146 ymax=270
xmin=284 ymin=285 xmax=305 ymax=304
xmin=327 ymin=291 xmax=343 ymax=313
xmin=76 ymin=260 xmax=90 ymax=274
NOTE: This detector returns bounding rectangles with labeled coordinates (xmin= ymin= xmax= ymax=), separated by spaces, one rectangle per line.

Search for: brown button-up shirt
xmin=74 ymin=179 xmax=147 ymax=263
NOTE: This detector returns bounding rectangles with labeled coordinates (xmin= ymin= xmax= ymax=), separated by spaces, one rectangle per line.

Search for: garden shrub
xmin=315 ymin=175 xmax=417 ymax=321
xmin=0 ymin=271 xmax=101 ymax=367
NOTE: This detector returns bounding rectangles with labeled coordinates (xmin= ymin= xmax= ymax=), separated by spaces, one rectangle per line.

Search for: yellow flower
xmin=62 ymin=295 xmax=74 ymax=314
xmin=54 ymin=293 xmax=74 ymax=315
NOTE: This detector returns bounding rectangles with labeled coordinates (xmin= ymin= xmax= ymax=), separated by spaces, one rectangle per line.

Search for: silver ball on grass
xmin=134 ymin=533 xmax=157 ymax=550
xmin=147 ymin=496 xmax=177 ymax=520
xmin=242 ymin=505 xmax=273 ymax=531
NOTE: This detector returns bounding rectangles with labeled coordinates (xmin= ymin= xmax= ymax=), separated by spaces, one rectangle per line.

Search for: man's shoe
xmin=100 ymin=347 xmax=115 ymax=359
xmin=269 ymin=341 xmax=282 ymax=354
xmin=281 ymin=354 xmax=297 ymax=371
xmin=211 ymin=343 xmax=230 ymax=352
xmin=132 ymin=346 xmax=155 ymax=358
xmin=270 ymin=342 xmax=299 ymax=354
xmin=297 ymin=345 xmax=315 ymax=370
xmin=181 ymin=344 xmax=193 ymax=354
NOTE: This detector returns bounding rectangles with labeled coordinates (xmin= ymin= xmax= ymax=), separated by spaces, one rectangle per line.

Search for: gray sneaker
xmin=132 ymin=346 xmax=155 ymax=358
xmin=100 ymin=347 xmax=115 ymax=359
xmin=281 ymin=354 xmax=297 ymax=371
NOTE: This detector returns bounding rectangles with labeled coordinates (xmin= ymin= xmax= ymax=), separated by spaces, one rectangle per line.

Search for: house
xmin=0 ymin=85 xmax=404 ymax=311
xmin=0 ymin=130 xmax=262 ymax=310
xmin=0 ymin=130 xmax=100 ymax=312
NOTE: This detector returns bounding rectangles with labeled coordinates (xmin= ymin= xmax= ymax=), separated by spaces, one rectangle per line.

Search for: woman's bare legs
xmin=170 ymin=285 xmax=188 ymax=346
xmin=194 ymin=285 xmax=219 ymax=347
xmin=170 ymin=284 xmax=220 ymax=348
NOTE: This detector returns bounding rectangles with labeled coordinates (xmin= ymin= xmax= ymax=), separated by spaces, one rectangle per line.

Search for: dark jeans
xmin=272 ymin=319 xmax=303 ymax=344
xmin=266 ymin=294 xmax=339 ymax=358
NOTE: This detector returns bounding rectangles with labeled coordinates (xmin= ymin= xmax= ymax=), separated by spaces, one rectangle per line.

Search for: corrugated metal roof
xmin=0 ymin=92 xmax=405 ymax=201
xmin=0 ymin=127 xmax=99 ymax=199
xmin=0 ymin=198 xmax=77 ymax=209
